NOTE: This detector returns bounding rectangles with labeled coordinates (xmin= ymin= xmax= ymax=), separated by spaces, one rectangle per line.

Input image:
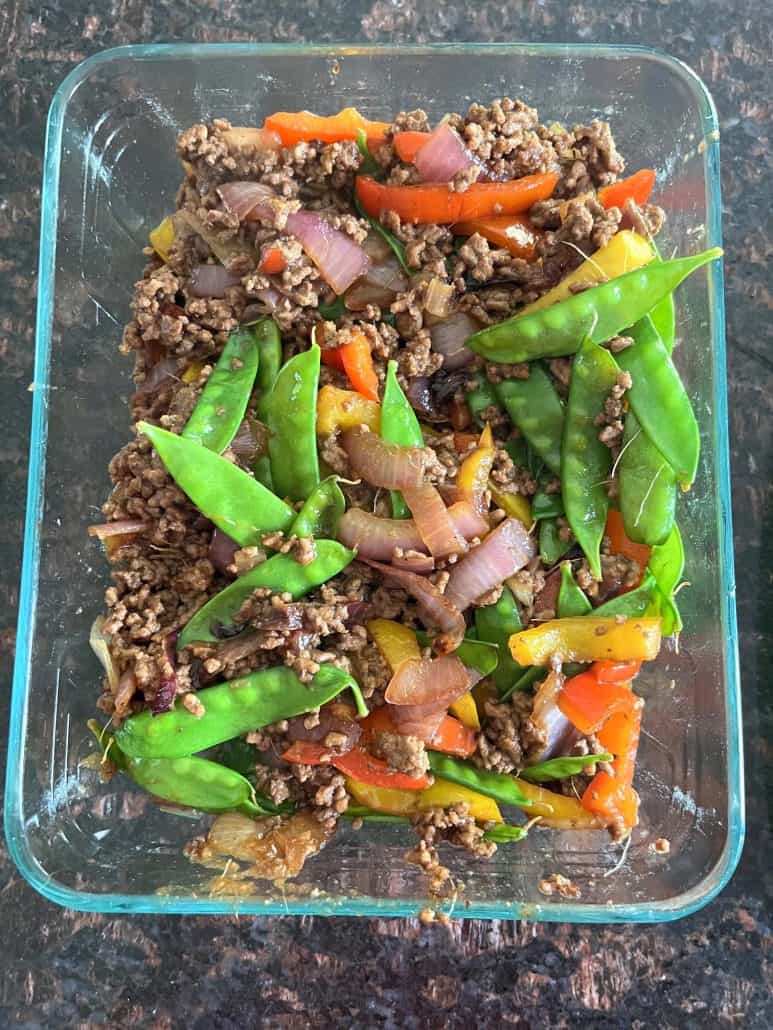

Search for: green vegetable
xmin=115 ymin=664 xmax=365 ymax=760
xmin=139 ymin=421 xmax=294 ymax=546
xmin=647 ymin=244 xmax=677 ymax=350
xmin=290 ymin=476 xmax=346 ymax=539
xmin=495 ymin=366 xmax=565 ymax=476
xmin=427 ymin=753 xmax=532 ymax=810
xmin=178 ymin=541 xmax=354 ymax=648
xmin=648 ymin=524 xmax=685 ymax=635
xmin=520 ymin=752 xmax=613 ymax=783
xmin=252 ymin=319 xmax=284 ymax=488
xmin=317 ymin=295 xmax=347 ymax=321
xmin=557 ymin=562 xmax=591 ymax=618
xmin=539 ymin=517 xmax=572 ymax=566
xmin=466 ymin=248 xmax=722 ymax=363
xmin=182 ymin=324 xmax=260 ymax=454
xmin=355 ymin=128 xmax=380 ymax=177
xmin=465 ymin=376 xmax=499 ymax=427
xmin=343 ymin=806 xmax=409 ymax=824
xmin=561 ymin=337 xmax=619 ymax=579
xmin=619 ymin=410 xmax=677 ymax=546
xmin=593 ymin=572 xmax=659 ymax=618
xmin=500 ymin=662 xmax=586 ymax=703
xmin=482 ymin=823 xmax=531 ymax=843
xmin=416 ymin=631 xmax=499 ymax=677
xmin=531 ymin=488 xmax=564 ymax=520
xmin=474 ymin=585 xmax=526 ymax=694
xmin=266 ymin=344 xmax=321 ymax=501
xmin=354 ymin=195 xmax=410 ymax=274
xmin=616 ymin=316 xmax=700 ymax=487
xmin=381 ymin=361 xmax=424 ymax=518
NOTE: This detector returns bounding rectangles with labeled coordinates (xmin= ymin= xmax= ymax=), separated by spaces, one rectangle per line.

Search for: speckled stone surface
xmin=0 ymin=2 xmax=771 ymax=1026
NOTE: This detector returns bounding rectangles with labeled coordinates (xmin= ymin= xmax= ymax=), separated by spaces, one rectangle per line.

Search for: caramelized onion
xmin=89 ymin=616 xmax=119 ymax=692
xmin=342 ymin=428 xmax=428 ymax=490
xmin=444 ymin=518 xmax=535 ymax=611
xmin=218 ymin=181 xmax=276 ymax=222
xmin=529 ymin=669 xmax=575 ymax=763
xmin=414 ymin=122 xmax=480 ymax=184
xmin=285 ymin=210 xmax=370 ymax=295
xmin=402 ymin=484 xmax=467 ymax=558
xmin=429 ymin=311 xmax=480 ymax=370
xmin=209 ymin=528 xmax=239 ymax=575
xmin=337 ymin=504 xmax=486 ymax=560
xmin=385 ymin=655 xmax=470 ymax=707
xmin=391 ymin=551 xmax=435 ymax=574
xmin=189 ymin=264 xmax=240 ymax=298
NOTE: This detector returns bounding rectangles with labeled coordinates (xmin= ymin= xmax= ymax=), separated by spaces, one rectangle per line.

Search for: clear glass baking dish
xmin=6 ymin=43 xmax=742 ymax=921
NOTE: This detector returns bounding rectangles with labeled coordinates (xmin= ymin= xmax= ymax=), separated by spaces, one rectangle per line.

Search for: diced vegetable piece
xmin=514 ymin=779 xmax=604 ymax=829
xmin=317 ymin=385 xmax=381 ymax=435
xmin=367 ymin=619 xmax=421 ymax=671
xmin=581 ymin=771 xmax=639 ymax=829
xmin=449 ymin=691 xmax=481 ymax=731
xmin=258 ymin=245 xmax=286 ymax=275
xmin=489 ymin=486 xmax=533 ymax=528
xmin=322 ymin=331 xmax=379 ymax=402
xmin=593 ymin=660 xmax=642 ymax=683
xmin=509 ymin=617 xmax=662 ymax=665
xmin=393 ymin=130 xmax=431 ymax=162
xmin=558 ymin=671 xmax=635 ymax=735
xmin=149 ymin=216 xmax=175 ymax=262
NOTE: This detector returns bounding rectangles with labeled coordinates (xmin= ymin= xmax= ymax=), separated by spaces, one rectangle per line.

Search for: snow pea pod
xmin=115 ymin=664 xmax=364 ymax=759
xmin=593 ymin=572 xmax=659 ymax=618
xmin=182 ymin=324 xmax=260 ymax=453
xmin=616 ymin=315 xmax=700 ymax=487
xmin=557 ymin=562 xmax=592 ymax=618
xmin=495 ymin=365 xmax=565 ymax=476
xmin=619 ymin=410 xmax=677 ymax=545
xmin=382 ymin=361 xmax=423 ymax=518
xmin=427 ymin=753 xmax=532 ymax=809
xmin=648 ymin=524 xmax=684 ymax=635
xmin=647 ymin=244 xmax=677 ymax=350
xmin=178 ymin=541 xmax=354 ymax=648
xmin=521 ymin=751 xmax=613 ymax=783
xmin=474 ymin=585 xmax=526 ymax=694
xmin=290 ymin=476 xmax=346 ymax=539
xmin=531 ymin=488 xmax=564 ymax=520
xmin=466 ymin=248 xmax=722 ymax=363
xmin=139 ymin=422 xmax=294 ymax=546
xmin=253 ymin=319 xmax=284 ymax=489
xmin=561 ymin=337 xmax=619 ymax=579
xmin=539 ymin=517 xmax=572 ymax=566
xmin=416 ymin=631 xmax=498 ymax=676
xmin=266 ymin=343 xmax=321 ymax=501
xmin=500 ymin=661 xmax=586 ymax=702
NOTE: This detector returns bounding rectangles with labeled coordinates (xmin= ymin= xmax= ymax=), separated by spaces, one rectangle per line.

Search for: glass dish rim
xmin=6 ymin=40 xmax=743 ymax=922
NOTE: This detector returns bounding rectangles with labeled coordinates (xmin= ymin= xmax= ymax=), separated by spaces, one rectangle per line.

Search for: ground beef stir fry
xmin=88 ymin=100 xmax=716 ymax=891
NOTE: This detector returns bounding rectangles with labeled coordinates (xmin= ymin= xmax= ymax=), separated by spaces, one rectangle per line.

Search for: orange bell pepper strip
xmin=282 ymin=740 xmax=431 ymax=790
xmin=264 ymin=107 xmax=390 ymax=148
xmin=582 ymin=772 xmax=640 ymax=829
xmin=320 ymin=331 xmax=379 ymax=402
xmin=605 ymin=509 xmax=651 ymax=583
xmin=598 ymin=697 xmax=643 ymax=782
xmin=257 ymin=245 xmax=286 ymax=275
xmin=316 ymin=385 xmax=381 ymax=435
xmin=355 ymin=172 xmax=559 ymax=225
xmin=456 ymin=423 xmax=495 ymax=513
xmin=558 ymin=671 xmax=635 ymax=736
xmin=360 ymin=706 xmax=476 ymax=759
xmin=598 ymin=169 xmax=656 ymax=212
xmin=453 ymin=213 xmax=539 ymax=260
xmin=509 ymin=616 xmax=662 ymax=666
xmin=593 ymin=660 xmax=643 ymax=684
xmin=393 ymin=130 xmax=431 ymax=163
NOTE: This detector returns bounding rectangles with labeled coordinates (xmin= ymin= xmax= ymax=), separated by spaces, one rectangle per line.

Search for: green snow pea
xmin=466 ymin=248 xmax=722 ymax=363
xmin=182 ymin=324 xmax=260 ymax=454
xmin=500 ymin=662 xmax=586 ymax=703
xmin=465 ymin=376 xmax=499 ymax=427
xmin=343 ymin=807 xmax=409 ymax=825
xmin=382 ymin=361 xmax=424 ymax=518
xmin=483 ymin=823 xmax=532 ymax=843
xmin=253 ymin=319 xmax=284 ymax=488
xmin=427 ymin=753 xmax=532 ymax=809
xmin=317 ymin=295 xmax=347 ymax=321
xmin=495 ymin=365 xmax=565 ymax=476
xmin=593 ymin=572 xmax=659 ymax=618
xmin=178 ymin=541 xmax=354 ymax=648
xmin=539 ymin=517 xmax=572 ymax=566
xmin=561 ymin=337 xmax=619 ymax=580
xmin=616 ymin=316 xmax=700 ymax=487
xmin=266 ymin=344 xmax=321 ymax=501
xmin=139 ymin=422 xmax=294 ymax=546
xmin=474 ymin=585 xmax=526 ymax=694
xmin=557 ymin=562 xmax=591 ymax=618
xmin=290 ymin=477 xmax=346 ymax=539
xmin=521 ymin=751 xmax=613 ymax=783
xmin=115 ymin=664 xmax=366 ymax=760
xmin=619 ymin=410 xmax=677 ymax=546
xmin=647 ymin=244 xmax=677 ymax=350
xmin=416 ymin=631 xmax=499 ymax=677
xmin=355 ymin=129 xmax=381 ymax=178
xmin=648 ymin=524 xmax=685 ymax=635
xmin=531 ymin=488 xmax=564 ymax=520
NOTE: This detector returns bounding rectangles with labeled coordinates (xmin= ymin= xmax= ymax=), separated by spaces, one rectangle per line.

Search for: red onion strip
xmin=342 ymin=428 xmax=428 ymax=490
xmin=528 ymin=670 xmax=575 ymax=763
xmin=444 ymin=517 xmax=535 ymax=612
xmin=189 ymin=264 xmax=240 ymax=298
xmin=337 ymin=504 xmax=487 ymax=561
xmin=285 ymin=210 xmax=369 ymax=295
xmin=414 ymin=123 xmax=480 ymax=184
xmin=209 ymin=528 xmax=239 ymax=575
xmin=402 ymin=484 xmax=467 ymax=558
xmin=385 ymin=655 xmax=470 ymax=708
xmin=218 ymin=181 xmax=276 ymax=222
xmin=429 ymin=311 xmax=479 ymax=371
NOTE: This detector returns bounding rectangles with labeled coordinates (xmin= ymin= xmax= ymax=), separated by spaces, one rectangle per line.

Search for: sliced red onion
xmin=405 ymin=376 xmax=445 ymax=422
xmin=229 ymin=417 xmax=268 ymax=465
xmin=253 ymin=288 xmax=281 ymax=313
xmin=342 ymin=428 xmax=428 ymax=490
xmin=360 ymin=559 xmax=466 ymax=654
xmin=345 ymin=252 xmax=407 ymax=310
xmin=414 ymin=123 xmax=480 ymax=184
xmin=114 ymin=667 xmax=138 ymax=718
xmin=429 ymin=311 xmax=480 ymax=370
xmin=391 ymin=552 xmax=435 ymax=574
xmin=528 ymin=670 xmax=574 ymax=763
xmin=444 ymin=518 xmax=535 ymax=612
xmin=285 ymin=210 xmax=370 ymax=295
xmin=218 ymin=181 xmax=276 ymax=222
xmin=402 ymin=484 xmax=467 ymax=558
xmin=446 ymin=501 xmax=489 ymax=540
xmin=391 ymin=704 xmax=448 ymax=741
xmin=534 ymin=566 xmax=561 ymax=616
xmin=385 ymin=655 xmax=470 ymax=708
xmin=189 ymin=264 xmax=240 ymax=298
xmin=209 ymin=528 xmax=239 ymax=575
xmin=338 ymin=504 xmax=485 ymax=560
xmin=133 ymin=359 xmax=178 ymax=398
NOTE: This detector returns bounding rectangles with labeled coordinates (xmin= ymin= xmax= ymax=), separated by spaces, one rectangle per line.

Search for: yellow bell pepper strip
xmin=449 ymin=691 xmax=481 ymax=731
xmin=346 ymin=776 xmax=503 ymax=824
xmin=516 ymin=779 xmax=604 ymax=829
xmin=518 ymin=229 xmax=654 ymax=315
xmin=456 ymin=423 xmax=495 ymax=514
xmin=317 ymin=385 xmax=381 ymax=436
xmin=149 ymin=216 xmax=175 ymax=263
xmin=489 ymin=486 xmax=533 ymax=529
xmin=264 ymin=107 xmax=391 ymax=147
xmin=367 ymin=618 xmax=421 ymax=670
xmin=181 ymin=361 xmax=204 ymax=384
xmin=509 ymin=616 xmax=662 ymax=666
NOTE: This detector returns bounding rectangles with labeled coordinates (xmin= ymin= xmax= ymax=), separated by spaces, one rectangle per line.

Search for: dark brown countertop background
xmin=1 ymin=2 xmax=771 ymax=1026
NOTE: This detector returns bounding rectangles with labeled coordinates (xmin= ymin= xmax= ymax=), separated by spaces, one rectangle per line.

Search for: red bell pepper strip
xmin=264 ymin=108 xmax=390 ymax=148
xmin=393 ymin=130 xmax=431 ymax=163
xmin=361 ymin=705 xmax=477 ymax=759
xmin=558 ymin=670 xmax=635 ymax=736
xmin=320 ymin=331 xmax=379 ymax=402
xmin=593 ymin=660 xmax=643 ymax=684
xmin=598 ymin=169 xmax=656 ymax=211
xmin=257 ymin=245 xmax=287 ymax=275
xmin=281 ymin=740 xmax=431 ymax=790
xmin=598 ymin=696 xmax=643 ymax=783
xmin=605 ymin=509 xmax=651 ymax=586
xmin=581 ymin=771 xmax=640 ymax=829
xmin=453 ymin=214 xmax=539 ymax=260
xmin=355 ymin=172 xmax=559 ymax=225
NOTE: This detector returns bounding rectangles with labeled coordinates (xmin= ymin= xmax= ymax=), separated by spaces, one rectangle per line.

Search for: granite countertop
xmin=0 ymin=2 xmax=771 ymax=1025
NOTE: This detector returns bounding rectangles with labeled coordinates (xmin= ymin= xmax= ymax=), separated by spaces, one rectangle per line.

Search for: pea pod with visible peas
xmin=474 ymin=585 xmax=526 ymax=694
xmin=427 ymin=752 xmax=532 ymax=809
xmin=290 ymin=477 xmax=346 ymax=539
xmin=619 ymin=410 xmax=677 ymax=545
xmin=139 ymin=421 xmax=295 ymax=546
xmin=177 ymin=541 xmax=354 ymax=648
xmin=561 ymin=336 xmax=620 ymax=580
xmin=557 ymin=562 xmax=592 ymax=618
xmin=253 ymin=319 xmax=284 ymax=489
xmin=495 ymin=365 xmax=565 ymax=476
xmin=115 ymin=664 xmax=367 ymax=760
xmin=381 ymin=361 xmax=424 ymax=519
xmin=465 ymin=248 xmax=722 ymax=364
xmin=266 ymin=344 xmax=321 ymax=501
xmin=539 ymin=517 xmax=573 ymax=566
xmin=182 ymin=324 xmax=260 ymax=454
